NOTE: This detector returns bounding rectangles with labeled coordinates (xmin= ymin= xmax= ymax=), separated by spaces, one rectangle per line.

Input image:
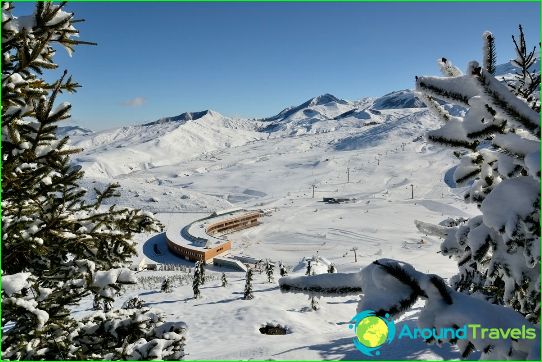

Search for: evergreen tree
xmin=243 ymin=267 xmax=254 ymax=300
xmin=265 ymin=259 xmax=275 ymax=282
xmin=279 ymin=263 xmax=288 ymax=277
xmin=279 ymin=26 xmax=540 ymax=360
xmin=221 ymin=272 xmax=228 ymax=287
xmin=415 ymin=26 xmax=540 ymax=323
xmin=305 ymin=260 xmax=312 ymax=275
xmin=92 ymin=294 xmax=102 ymax=311
xmin=122 ymin=296 xmax=144 ymax=310
xmin=161 ymin=277 xmax=172 ymax=293
xmin=506 ymin=25 xmax=540 ymax=113
xmin=310 ymin=296 xmax=320 ymax=311
xmin=327 ymin=263 xmax=336 ymax=273
xmin=1 ymin=3 xmax=185 ymax=359
xmin=198 ymin=261 xmax=206 ymax=285
xmin=193 ymin=265 xmax=201 ymax=299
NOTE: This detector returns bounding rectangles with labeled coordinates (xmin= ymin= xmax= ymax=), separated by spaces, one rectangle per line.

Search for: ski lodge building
xmin=165 ymin=208 xmax=261 ymax=264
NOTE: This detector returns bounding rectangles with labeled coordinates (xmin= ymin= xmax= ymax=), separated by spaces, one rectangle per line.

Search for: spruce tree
xmin=265 ymin=259 xmax=274 ymax=282
xmin=161 ymin=277 xmax=172 ymax=293
xmin=279 ymin=26 xmax=540 ymax=360
xmin=310 ymin=296 xmax=320 ymax=311
xmin=92 ymin=294 xmax=102 ymax=311
xmin=221 ymin=272 xmax=228 ymax=287
xmin=198 ymin=261 xmax=206 ymax=285
xmin=305 ymin=260 xmax=312 ymax=275
xmin=327 ymin=263 xmax=336 ymax=273
xmin=122 ymin=296 xmax=144 ymax=309
xmin=193 ymin=265 xmax=201 ymax=299
xmin=1 ymin=3 xmax=185 ymax=359
xmin=279 ymin=263 xmax=287 ymax=277
xmin=415 ymin=26 xmax=540 ymax=323
xmin=243 ymin=267 xmax=254 ymax=300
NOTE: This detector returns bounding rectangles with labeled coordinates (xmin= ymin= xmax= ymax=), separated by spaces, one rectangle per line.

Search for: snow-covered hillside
xmin=70 ymin=110 xmax=264 ymax=178
xmin=68 ymin=89 xmax=490 ymax=359
xmin=71 ymin=91 xmax=429 ymax=179
xmin=57 ymin=125 xmax=92 ymax=137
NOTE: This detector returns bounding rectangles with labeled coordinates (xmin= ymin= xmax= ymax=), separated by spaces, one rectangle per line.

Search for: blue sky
xmin=14 ymin=1 xmax=541 ymax=130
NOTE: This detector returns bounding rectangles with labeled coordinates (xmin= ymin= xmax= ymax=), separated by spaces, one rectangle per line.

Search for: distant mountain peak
xmin=308 ymin=93 xmax=345 ymax=106
xmin=144 ymin=109 xmax=222 ymax=126
xmin=264 ymin=93 xmax=348 ymax=122
xmin=56 ymin=125 xmax=93 ymax=137
xmin=372 ymin=89 xmax=426 ymax=110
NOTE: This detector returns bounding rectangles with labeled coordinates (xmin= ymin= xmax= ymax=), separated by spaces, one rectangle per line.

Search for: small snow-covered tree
xmin=193 ymin=265 xmax=201 ymax=299
xmin=415 ymin=26 xmax=540 ymax=323
xmin=327 ymin=263 xmax=336 ymax=273
xmin=279 ymin=263 xmax=288 ymax=277
xmin=243 ymin=267 xmax=254 ymax=300
xmin=122 ymin=296 xmax=144 ymax=309
xmin=305 ymin=260 xmax=312 ymax=275
xmin=1 ymin=3 xmax=185 ymax=359
xmin=310 ymin=295 xmax=320 ymax=311
xmin=265 ymin=259 xmax=275 ymax=282
xmin=198 ymin=261 xmax=206 ymax=285
xmin=221 ymin=272 xmax=228 ymax=287
xmin=161 ymin=277 xmax=172 ymax=293
xmin=93 ymin=294 xmax=102 ymax=311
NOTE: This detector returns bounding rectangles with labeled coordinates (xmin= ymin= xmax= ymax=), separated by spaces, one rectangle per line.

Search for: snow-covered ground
xmin=72 ymin=90 xmax=482 ymax=359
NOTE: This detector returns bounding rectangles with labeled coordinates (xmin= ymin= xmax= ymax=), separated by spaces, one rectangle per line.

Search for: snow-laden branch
xmin=279 ymin=272 xmax=363 ymax=296
xmin=360 ymin=259 xmax=540 ymax=360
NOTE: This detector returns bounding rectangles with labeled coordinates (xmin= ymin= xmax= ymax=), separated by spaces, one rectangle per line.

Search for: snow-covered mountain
xmin=70 ymin=92 xmax=435 ymax=179
xmin=256 ymin=91 xmax=427 ymax=136
xmin=56 ymin=125 xmax=93 ymax=137
xmin=70 ymin=109 xmax=264 ymax=178
xmin=264 ymin=93 xmax=353 ymax=122
xmin=143 ymin=110 xmax=215 ymax=126
xmin=494 ymin=53 xmax=540 ymax=77
xmin=372 ymin=89 xmax=426 ymax=110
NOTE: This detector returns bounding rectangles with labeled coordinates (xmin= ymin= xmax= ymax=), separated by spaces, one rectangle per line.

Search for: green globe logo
xmin=356 ymin=316 xmax=389 ymax=347
xmin=350 ymin=310 xmax=396 ymax=356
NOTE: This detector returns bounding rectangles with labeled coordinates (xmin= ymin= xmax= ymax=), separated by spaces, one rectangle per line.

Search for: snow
xmin=279 ymin=272 xmax=363 ymax=295
xmin=4 ymin=297 xmax=49 ymax=329
xmin=356 ymin=259 xmax=540 ymax=360
xmin=93 ymin=268 xmax=137 ymax=298
xmin=5 ymin=40 xmax=528 ymax=356
xmin=525 ymin=151 xmax=540 ymax=176
xmin=372 ymin=90 xmax=426 ymax=109
xmin=492 ymin=133 xmax=539 ymax=157
xmin=61 ymin=90 xmax=494 ymax=360
xmin=480 ymin=176 xmax=539 ymax=238
xmin=416 ymin=75 xmax=479 ymax=107
xmin=2 ymin=272 xmax=31 ymax=296
xmin=438 ymin=58 xmax=463 ymax=77
xmin=68 ymin=110 xmax=264 ymax=178
xmin=474 ymin=67 xmax=540 ymax=131
xmin=45 ymin=8 xmax=72 ymax=27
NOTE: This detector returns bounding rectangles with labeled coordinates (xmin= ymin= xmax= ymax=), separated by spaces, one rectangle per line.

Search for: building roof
xmin=166 ymin=209 xmax=260 ymax=252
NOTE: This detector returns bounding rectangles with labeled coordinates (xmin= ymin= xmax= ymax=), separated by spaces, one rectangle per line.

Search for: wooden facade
xmin=166 ymin=238 xmax=232 ymax=263
xmin=166 ymin=211 xmax=261 ymax=263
